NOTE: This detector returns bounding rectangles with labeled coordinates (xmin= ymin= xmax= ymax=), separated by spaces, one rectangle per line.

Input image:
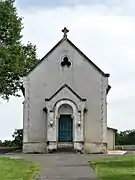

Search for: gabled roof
xmin=27 ymin=36 xmax=110 ymax=77
xmin=45 ymin=83 xmax=86 ymax=102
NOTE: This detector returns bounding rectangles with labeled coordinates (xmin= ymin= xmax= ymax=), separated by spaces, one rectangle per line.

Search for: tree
xmin=0 ymin=0 xmax=38 ymax=100
xmin=12 ymin=128 xmax=23 ymax=149
xmin=2 ymin=140 xmax=13 ymax=147
xmin=0 ymin=140 xmax=2 ymax=146
xmin=116 ymin=129 xmax=135 ymax=145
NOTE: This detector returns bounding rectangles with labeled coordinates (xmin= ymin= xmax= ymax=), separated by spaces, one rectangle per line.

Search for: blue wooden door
xmin=59 ymin=115 xmax=73 ymax=142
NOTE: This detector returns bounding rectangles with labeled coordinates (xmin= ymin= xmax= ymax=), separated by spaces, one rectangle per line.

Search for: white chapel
xmin=22 ymin=28 xmax=116 ymax=154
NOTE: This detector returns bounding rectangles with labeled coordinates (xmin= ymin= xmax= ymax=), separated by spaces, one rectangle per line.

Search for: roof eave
xmin=107 ymin=127 xmax=117 ymax=132
xmin=21 ymin=85 xmax=25 ymax=97
xmin=106 ymin=85 xmax=111 ymax=95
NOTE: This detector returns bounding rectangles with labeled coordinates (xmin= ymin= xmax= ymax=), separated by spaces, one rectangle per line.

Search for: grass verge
xmin=91 ymin=155 xmax=135 ymax=180
xmin=0 ymin=157 xmax=39 ymax=180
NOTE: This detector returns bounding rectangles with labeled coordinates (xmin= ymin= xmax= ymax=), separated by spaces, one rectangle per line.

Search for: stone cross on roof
xmin=62 ymin=27 xmax=69 ymax=38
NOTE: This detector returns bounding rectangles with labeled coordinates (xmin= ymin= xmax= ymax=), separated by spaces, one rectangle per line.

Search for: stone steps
xmin=57 ymin=142 xmax=74 ymax=153
xmin=107 ymin=150 xmax=127 ymax=155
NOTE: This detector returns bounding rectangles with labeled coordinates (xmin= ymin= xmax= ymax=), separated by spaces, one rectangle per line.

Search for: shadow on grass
xmin=92 ymin=159 xmax=135 ymax=168
xmin=99 ymin=174 xmax=135 ymax=180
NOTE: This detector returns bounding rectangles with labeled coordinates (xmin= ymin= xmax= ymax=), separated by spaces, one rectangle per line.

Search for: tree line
xmin=0 ymin=129 xmax=23 ymax=149
xmin=115 ymin=129 xmax=135 ymax=145
xmin=1 ymin=128 xmax=135 ymax=150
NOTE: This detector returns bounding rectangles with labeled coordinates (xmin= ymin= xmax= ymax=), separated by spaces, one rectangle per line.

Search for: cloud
xmin=16 ymin=0 xmax=135 ymax=16
xmin=1 ymin=1 xmax=135 ymax=140
xmin=17 ymin=0 xmax=110 ymax=9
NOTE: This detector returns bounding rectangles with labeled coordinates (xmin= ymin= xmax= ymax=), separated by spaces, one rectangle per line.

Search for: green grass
xmin=0 ymin=157 xmax=39 ymax=180
xmin=91 ymin=155 xmax=135 ymax=180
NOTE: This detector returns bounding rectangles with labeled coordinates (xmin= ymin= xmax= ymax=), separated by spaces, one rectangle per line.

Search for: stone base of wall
xmin=23 ymin=142 xmax=46 ymax=154
xmin=84 ymin=142 xmax=107 ymax=154
xmin=23 ymin=142 xmax=107 ymax=154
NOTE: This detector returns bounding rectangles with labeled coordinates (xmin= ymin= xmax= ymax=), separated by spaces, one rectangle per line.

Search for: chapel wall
xmin=23 ymin=39 xmax=108 ymax=153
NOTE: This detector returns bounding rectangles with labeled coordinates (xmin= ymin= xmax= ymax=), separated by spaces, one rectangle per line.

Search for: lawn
xmin=0 ymin=157 xmax=39 ymax=180
xmin=91 ymin=155 xmax=135 ymax=180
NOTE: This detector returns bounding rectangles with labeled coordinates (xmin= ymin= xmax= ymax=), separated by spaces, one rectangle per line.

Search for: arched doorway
xmin=46 ymin=98 xmax=85 ymax=152
xmin=58 ymin=104 xmax=73 ymax=143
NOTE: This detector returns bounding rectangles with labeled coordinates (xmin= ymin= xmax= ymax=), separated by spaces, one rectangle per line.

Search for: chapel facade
xmin=22 ymin=28 xmax=115 ymax=154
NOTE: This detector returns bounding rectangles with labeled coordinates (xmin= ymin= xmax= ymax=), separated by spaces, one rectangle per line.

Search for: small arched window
xmin=61 ymin=56 xmax=71 ymax=68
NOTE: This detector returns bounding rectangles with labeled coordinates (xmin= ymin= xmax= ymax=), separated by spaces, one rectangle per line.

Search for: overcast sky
xmin=0 ymin=0 xmax=135 ymax=140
